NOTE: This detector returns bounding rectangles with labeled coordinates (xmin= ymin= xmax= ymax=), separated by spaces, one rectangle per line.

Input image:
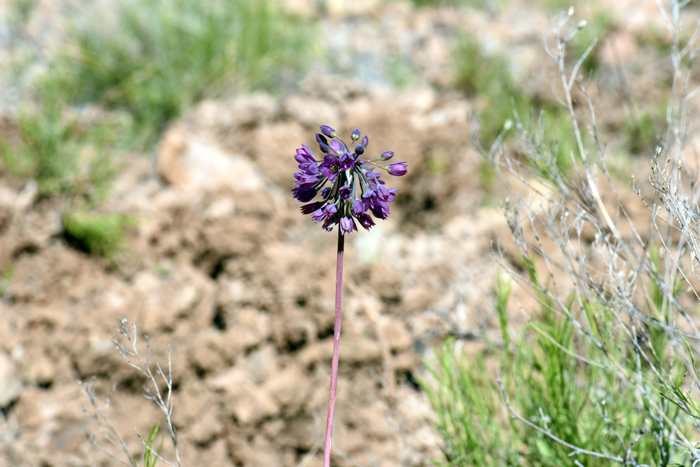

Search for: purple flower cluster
xmin=293 ymin=125 xmax=408 ymax=235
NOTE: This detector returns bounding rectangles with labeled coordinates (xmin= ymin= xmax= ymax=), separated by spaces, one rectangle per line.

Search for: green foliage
xmin=452 ymin=34 xmax=527 ymax=143
xmin=0 ymin=83 xmax=121 ymax=199
xmin=537 ymin=109 xmax=577 ymax=173
xmin=386 ymin=54 xmax=418 ymax=89
xmin=422 ymin=338 xmax=521 ymax=466
xmin=141 ymin=422 xmax=165 ymax=467
xmin=636 ymin=25 xmax=672 ymax=58
xmin=0 ymin=265 xmax=15 ymax=298
xmin=492 ymin=271 xmax=512 ymax=352
xmin=427 ymin=151 xmax=449 ymax=177
xmin=1 ymin=93 xmax=74 ymax=195
xmin=62 ymin=211 xmax=134 ymax=260
xmin=422 ymin=264 xmax=693 ymax=466
xmin=477 ymin=160 xmax=496 ymax=189
xmin=624 ymin=112 xmax=657 ymax=154
xmin=47 ymin=0 xmax=316 ymax=148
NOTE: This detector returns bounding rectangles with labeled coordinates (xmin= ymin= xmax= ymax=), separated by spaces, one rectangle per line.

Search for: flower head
xmin=292 ymin=126 xmax=407 ymax=235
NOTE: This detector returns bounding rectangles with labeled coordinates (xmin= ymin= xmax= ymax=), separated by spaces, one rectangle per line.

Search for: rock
xmin=265 ymin=363 xmax=310 ymax=414
xmin=0 ymin=352 xmax=21 ymax=407
xmin=252 ymin=121 xmax=305 ymax=187
xmin=241 ymin=345 xmax=275 ymax=383
xmin=158 ymin=128 xmax=266 ymax=195
xmin=228 ymin=308 xmax=273 ymax=352
xmin=369 ymin=263 xmax=402 ymax=301
xmin=187 ymin=331 xmax=228 ymax=376
xmin=186 ymin=407 xmax=223 ymax=446
xmin=298 ymin=339 xmax=334 ymax=367
xmin=379 ymin=317 xmax=413 ymax=352
xmin=342 ymin=336 xmax=381 ymax=364
xmin=171 ymin=380 xmax=213 ymax=428
xmin=282 ymin=95 xmax=340 ymax=128
xmin=27 ymin=355 xmax=55 ymax=387
xmin=133 ymin=267 xmax=215 ymax=334
xmin=228 ymin=435 xmax=285 ymax=467
xmin=209 ymin=367 xmax=279 ymax=425
xmin=348 ymin=401 xmax=394 ymax=440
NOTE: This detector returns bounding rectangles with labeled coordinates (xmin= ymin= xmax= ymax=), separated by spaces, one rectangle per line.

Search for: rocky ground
xmin=0 ymin=0 xmax=681 ymax=466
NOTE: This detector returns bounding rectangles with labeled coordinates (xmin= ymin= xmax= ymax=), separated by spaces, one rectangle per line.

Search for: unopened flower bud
xmin=320 ymin=125 xmax=336 ymax=137
xmin=387 ymin=162 xmax=408 ymax=177
xmin=351 ymin=129 xmax=360 ymax=141
xmin=354 ymin=144 xmax=365 ymax=155
xmin=361 ymin=135 xmax=368 ymax=147
xmin=380 ymin=151 xmax=394 ymax=161
xmin=316 ymin=133 xmax=328 ymax=145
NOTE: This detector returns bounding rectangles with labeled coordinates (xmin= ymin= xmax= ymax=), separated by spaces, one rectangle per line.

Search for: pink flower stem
xmin=323 ymin=230 xmax=345 ymax=467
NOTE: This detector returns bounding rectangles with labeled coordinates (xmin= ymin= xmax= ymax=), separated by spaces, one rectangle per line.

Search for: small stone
xmin=265 ymin=364 xmax=310 ymax=414
xmin=0 ymin=352 xmax=21 ymax=407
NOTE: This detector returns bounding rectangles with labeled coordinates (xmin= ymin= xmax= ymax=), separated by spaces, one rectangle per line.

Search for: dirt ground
xmin=0 ymin=0 xmax=679 ymax=466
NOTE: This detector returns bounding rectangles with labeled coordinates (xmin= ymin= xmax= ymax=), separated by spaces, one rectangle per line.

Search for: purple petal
xmin=292 ymin=185 xmax=317 ymax=202
xmin=356 ymin=213 xmax=375 ymax=231
xmin=340 ymin=216 xmax=357 ymax=235
xmin=339 ymin=153 xmax=354 ymax=170
xmin=339 ymin=185 xmax=352 ymax=200
xmin=377 ymin=184 xmax=391 ymax=201
xmin=322 ymin=213 xmax=339 ymax=232
xmin=352 ymin=199 xmax=368 ymax=215
xmin=311 ymin=208 xmax=326 ymax=223
xmin=301 ymin=201 xmax=324 ymax=215
xmin=323 ymin=204 xmax=338 ymax=216
xmin=329 ymin=139 xmax=343 ymax=154
xmin=370 ymin=199 xmax=390 ymax=220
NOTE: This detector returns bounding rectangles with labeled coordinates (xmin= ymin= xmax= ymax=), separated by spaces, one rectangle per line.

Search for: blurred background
xmin=0 ymin=0 xmax=680 ymax=466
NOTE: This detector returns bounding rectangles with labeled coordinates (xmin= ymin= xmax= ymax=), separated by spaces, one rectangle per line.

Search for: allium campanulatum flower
xmin=292 ymin=126 xmax=407 ymax=235
xmin=291 ymin=126 xmax=407 ymax=465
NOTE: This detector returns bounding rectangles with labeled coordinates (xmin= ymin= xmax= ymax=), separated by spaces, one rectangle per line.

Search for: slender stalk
xmin=323 ymin=230 xmax=345 ymax=467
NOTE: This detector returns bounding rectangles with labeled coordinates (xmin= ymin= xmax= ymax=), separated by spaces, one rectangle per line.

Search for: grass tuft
xmin=422 ymin=265 xmax=691 ymax=466
xmin=62 ymin=211 xmax=134 ymax=260
xmin=0 ymin=82 xmax=121 ymax=199
xmin=47 ymin=0 xmax=316 ymax=148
